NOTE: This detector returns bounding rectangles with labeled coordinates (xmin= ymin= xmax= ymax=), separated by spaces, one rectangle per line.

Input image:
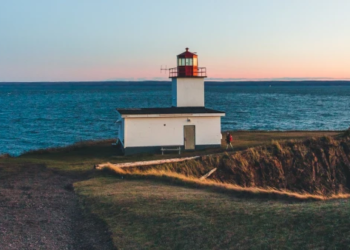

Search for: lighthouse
xmin=170 ymin=47 xmax=206 ymax=107
xmin=116 ymin=48 xmax=225 ymax=155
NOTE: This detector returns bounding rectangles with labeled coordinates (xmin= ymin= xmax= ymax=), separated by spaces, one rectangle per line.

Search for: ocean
xmin=1 ymin=81 xmax=350 ymax=156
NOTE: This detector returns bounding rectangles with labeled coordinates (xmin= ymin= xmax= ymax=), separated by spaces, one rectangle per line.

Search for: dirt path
xmin=0 ymin=164 xmax=116 ymax=250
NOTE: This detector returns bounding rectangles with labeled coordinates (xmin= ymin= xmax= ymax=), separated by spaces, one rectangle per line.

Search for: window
xmin=178 ymin=58 xmax=192 ymax=66
xmin=185 ymin=58 xmax=193 ymax=66
xmin=193 ymin=57 xmax=197 ymax=66
xmin=181 ymin=58 xmax=185 ymax=66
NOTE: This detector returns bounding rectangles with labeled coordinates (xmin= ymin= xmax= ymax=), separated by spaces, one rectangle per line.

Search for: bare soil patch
xmin=0 ymin=163 xmax=115 ymax=250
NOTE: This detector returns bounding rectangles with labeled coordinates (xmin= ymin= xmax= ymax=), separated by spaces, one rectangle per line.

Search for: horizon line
xmin=2 ymin=78 xmax=350 ymax=83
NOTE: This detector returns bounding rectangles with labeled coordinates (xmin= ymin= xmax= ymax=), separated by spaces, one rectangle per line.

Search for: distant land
xmin=1 ymin=80 xmax=350 ymax=87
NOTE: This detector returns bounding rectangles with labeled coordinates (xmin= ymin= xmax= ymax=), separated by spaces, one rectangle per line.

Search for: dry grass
xmin=0 ymin=131 xmax=339 ymax=177
xmin=222 ymin=130 xmax=339 ymax=151
xmin=271 ymin=140 xmax=284 ymax=154
xmin=114 ymin=133 xmax=350 ymax=197
xmin=100 ymin=163 xmax=350 ymax=201
xmin=7 ymin=130 xmax=339 ymax=164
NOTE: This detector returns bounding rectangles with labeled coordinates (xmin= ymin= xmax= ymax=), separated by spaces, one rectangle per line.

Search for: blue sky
xmin=0 ymin=0 xmax=349 ymax=81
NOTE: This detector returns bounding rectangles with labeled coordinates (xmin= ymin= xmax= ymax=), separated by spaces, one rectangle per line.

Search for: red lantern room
xmin=169 ymin=48 xmax=207 ymax=78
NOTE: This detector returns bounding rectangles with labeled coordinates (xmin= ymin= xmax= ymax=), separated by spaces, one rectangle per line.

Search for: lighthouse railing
xmin=169 ymin=67 xmax=207 ymax=78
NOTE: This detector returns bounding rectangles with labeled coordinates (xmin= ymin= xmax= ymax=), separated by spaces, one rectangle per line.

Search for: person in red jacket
xmin=225 ymin=132 xmax=233 ymax=150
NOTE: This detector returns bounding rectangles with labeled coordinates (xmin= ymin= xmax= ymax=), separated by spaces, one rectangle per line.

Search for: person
xmin=225 ymin=132 xmax=233 ymax=150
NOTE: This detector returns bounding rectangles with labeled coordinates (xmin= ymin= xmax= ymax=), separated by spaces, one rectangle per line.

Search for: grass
xmin=74 ymin=177 xmax=350 ymax=249
xmin=104 ymin=131 xmax=350 ymax=197
xmin=99 ymin=163 xmax=350 ymax=201
xmin=1 ymin=130 xmax=347 ymax=249
xmin=2 ymin=130 xmax=339 ymax=169
xmin=224 ymin=130 xmax=339 ymax=151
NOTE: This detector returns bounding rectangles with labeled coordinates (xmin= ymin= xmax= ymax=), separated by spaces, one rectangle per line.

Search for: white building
xmin=116 ymin=48 xmax=225 ymax=155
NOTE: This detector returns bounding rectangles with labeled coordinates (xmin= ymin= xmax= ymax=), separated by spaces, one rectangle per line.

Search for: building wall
xmin=116 ymin=115 xmax=125 ymax=146
xmin=123 ymin=116 xmax=221 ymax=148
xmin=120 ymin=119 xmax=125 ymax=145
xmin=172 ymin=78 xmax=205 ymax=107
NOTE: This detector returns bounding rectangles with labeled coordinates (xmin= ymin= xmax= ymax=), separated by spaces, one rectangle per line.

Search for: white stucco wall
xmin=172 ymin=78 xmax=205 ymax=107
xmin=123 ymin=116 xmax=222 ymax=147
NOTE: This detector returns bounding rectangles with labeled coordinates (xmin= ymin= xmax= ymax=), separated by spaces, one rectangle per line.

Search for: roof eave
xmin=120 ymin=113 xmax=225 ymax=118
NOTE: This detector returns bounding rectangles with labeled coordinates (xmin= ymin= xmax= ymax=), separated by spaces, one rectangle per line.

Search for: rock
xmin=0 ymin=153 xmax=11 ymax=159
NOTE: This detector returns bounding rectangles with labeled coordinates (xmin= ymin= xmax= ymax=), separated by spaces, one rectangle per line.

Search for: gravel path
xmin=0 ymin=164 xmax=116 ymax=250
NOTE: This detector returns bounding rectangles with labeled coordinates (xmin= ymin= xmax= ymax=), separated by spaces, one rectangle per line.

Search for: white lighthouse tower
xmin=116 ymin=48 xmax=225 ymax=155
xmin=171 ymin=47 xmax=205 ymax=107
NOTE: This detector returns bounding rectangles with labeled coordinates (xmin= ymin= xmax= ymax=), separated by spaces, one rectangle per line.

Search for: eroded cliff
xmin=206 ymin=132 xmax=350 ymax=195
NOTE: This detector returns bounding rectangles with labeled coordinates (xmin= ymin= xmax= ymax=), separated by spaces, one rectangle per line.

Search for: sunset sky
xmin=1 ymin=0 xmax=349 ymax=82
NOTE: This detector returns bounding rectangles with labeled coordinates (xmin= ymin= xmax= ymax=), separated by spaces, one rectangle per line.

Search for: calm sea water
xmin=1 ymin=81 xmax=350 ymax=156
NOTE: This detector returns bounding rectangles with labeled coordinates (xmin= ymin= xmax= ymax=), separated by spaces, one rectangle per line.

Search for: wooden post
xmin=199 ymin=168 xmax=217 ymax=180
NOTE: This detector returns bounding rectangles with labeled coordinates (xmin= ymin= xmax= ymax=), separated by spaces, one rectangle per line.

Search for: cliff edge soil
xmin=210 ymin=134 xmax=350 ymax=195
xmin=129 ymin=132 xmax=350 ymax=196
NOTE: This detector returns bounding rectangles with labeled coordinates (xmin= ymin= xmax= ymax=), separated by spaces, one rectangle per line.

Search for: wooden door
xmin=184 ymin=125 xmax=195 ymax=150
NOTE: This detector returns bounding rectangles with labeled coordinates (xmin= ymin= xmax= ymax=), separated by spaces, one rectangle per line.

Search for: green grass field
xmin=75 ymin=176 xmax=350 ymax=249
xmin=1 ymin=130 xmax=347 ymax=249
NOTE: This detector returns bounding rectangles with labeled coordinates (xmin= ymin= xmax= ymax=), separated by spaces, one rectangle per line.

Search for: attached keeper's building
xmin=116 ymin=48 xmax=225 ymax=155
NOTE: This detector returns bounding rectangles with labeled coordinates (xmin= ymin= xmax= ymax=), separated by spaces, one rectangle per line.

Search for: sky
xmin=0 ymin=0 xmax=349 ymax=82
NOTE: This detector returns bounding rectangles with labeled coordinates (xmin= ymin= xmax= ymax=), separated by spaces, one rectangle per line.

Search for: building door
xmin=184 ymin=125 xmax=195 ymax=150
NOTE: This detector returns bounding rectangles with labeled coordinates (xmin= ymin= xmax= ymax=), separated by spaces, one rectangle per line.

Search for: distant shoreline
xmin=1 ymin=80 xmax=350 ymax=86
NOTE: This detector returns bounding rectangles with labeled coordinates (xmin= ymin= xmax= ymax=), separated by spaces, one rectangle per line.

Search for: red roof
xmin=177 ymin=48 xmax=197 ymax=58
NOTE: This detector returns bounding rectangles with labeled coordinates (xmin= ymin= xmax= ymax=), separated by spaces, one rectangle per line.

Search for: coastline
xmin=1 ymin=130 xmax=341 ymax=160
xmin=0 ymin=130 xmax=342 ymax=158
xmin=1 ymin=129 xmax=349 ymax=249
